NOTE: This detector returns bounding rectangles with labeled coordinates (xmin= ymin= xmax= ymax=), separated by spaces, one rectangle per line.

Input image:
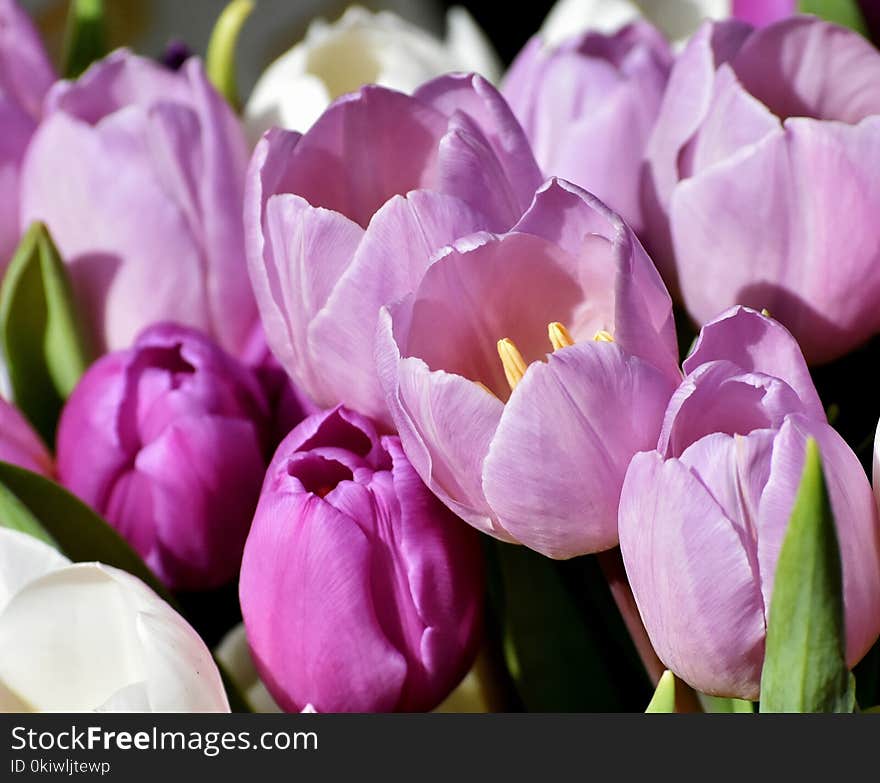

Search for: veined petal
xmin=483 ymin=341 xmax=675 ymax=557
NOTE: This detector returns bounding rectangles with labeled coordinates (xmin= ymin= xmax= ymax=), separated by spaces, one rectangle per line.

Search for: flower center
xmin=495 ymin=322 xmax=614 ymax=393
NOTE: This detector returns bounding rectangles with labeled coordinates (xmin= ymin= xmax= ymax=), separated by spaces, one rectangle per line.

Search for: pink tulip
xmin=643 ymin=17 xmax=880 ymax=362
xmin=240 ymin=405 xmax=483 ymax=713
xmin=56 ymin=323 xmax=271 ymax=590
xmin=245 ymin=73 xmax=543 ymax=427
xmin=21 ymin=50 xmax=256 ymax=357
xmin=377 ymin=178 xmax=680 ymax=558
xmin=620 ymin=307 xmax=880 ymax=699
xmin=0 ymin=397 xmax=51 ymax=476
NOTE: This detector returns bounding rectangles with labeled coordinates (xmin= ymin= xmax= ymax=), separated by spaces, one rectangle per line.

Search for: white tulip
xmin=540 ymin=0 xmax=730 ymax=46
xmin=0 ymin=529 xmax=229 ymax=712
xmin=215 ymin=624 xmax=281 ymax=713
xmin=244 ymin=5 xmax=501 ymax=136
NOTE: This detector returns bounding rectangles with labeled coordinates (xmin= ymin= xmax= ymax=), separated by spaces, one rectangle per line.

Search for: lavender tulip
xmin=56 ymin=323 xmax=270 ymax=590
xmin=20 ymin=50 xmax=256 ymax=356
xmin=643 ymin=17 xmax=880 ymax=362
xmin=619 ymin=307 xmax=880 ymax=700
xmin=0 ymin=0 xmax=54 ymax=268
xmin=0 ymin=397 xmax=51 ymax=476
xmin=245 ymin=73 xmax=544 ymax=427
xmin=239 ymin=406 xmax=483 ymax=713
xmin=376 ymin=178 xmax=680 ymax=558
xmin=503 ymin=23 xmax=671 ymax=234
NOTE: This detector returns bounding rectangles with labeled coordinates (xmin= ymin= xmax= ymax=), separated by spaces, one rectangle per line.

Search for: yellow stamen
xmin=761 ymin=308 xmax=772 ymax=318
xmin=594 ymin=330 xmax=614 ymax=343
xmin=548 ymin=322 xmax=575 ymax=351
xmin=497 ymin=338 xmax=528 ymax=391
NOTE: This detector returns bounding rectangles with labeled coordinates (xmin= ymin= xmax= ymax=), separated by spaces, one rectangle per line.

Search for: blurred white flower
xmin=244 ymin=5 xmax=501 ymax=136
xmin=0 ymin=528 xmax=229 ymax=712
xmin=540 ymin=0 xmax=730 ymax=46
xmin=215 ymin=623 xmax=281 ymax=713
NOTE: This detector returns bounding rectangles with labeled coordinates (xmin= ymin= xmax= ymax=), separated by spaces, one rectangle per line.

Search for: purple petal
xmin=619 ymin=450 xmax=766 ymax=699
xmin=684 ymin=306 xmax=824 ymax=420
xmin=0 ymin=398 xmax=51 ymax=476
xmin=732 ymin=0 xmax=795 ymax=27
xmin=672 ymin=117 xmax=880 ymax=364
xmin=731 ymin=17 xmax=880 ymax=124
xmin=482 ymin=341 xmax=675 ymax=558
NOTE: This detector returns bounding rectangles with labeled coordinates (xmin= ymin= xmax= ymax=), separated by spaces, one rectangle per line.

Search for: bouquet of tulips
xmin=1 ymin=0 xmax=879 ymax=715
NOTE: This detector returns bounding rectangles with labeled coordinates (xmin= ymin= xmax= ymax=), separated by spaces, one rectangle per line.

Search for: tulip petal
xmin=241 ymin=491 xmax=407 ymax=712
xmin=731 ymin=17 xmax=880 ymax=124
xmin=684 ymin=306 xmax=824 ymax=420
xmin=659 ymin=361 xmax=806 ymax=458
xmin=0 ymin=397 xmax=52 ymax=475
xmin=672 ymin=117 xmax=880 ymax=363
xmin=309 ymin=190 xmax=491 ymax=425
xmin=414 ymin=73 xmax=542 ymax=218
xmin=0 ymin=528 xmax=69 ymax=614
xmin=619 ymin=450 xmax=766 ymax=699
xmin=483 ymin=341 xmax=675 ymax=557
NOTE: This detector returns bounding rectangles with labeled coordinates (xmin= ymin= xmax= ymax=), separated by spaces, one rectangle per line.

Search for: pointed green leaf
xmin=646 ymin=670 xmax=678 ymax=713
xmin=206 ymin=0 xmax=254 ymax=110
xmin=62 ymin=0 xmax=107 ymax=78
xmin=759 ymin=439 xmax=853 ymax=713
xmin=0 ymin=480 xmax=58 ymax=548
xmin=0 ymin=222 xmax=94 ymax=444
xmin=799 ymin=0 xmax=868 ymax=35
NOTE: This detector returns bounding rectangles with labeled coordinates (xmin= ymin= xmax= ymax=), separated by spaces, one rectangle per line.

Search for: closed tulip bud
xmin=240 ymin=406 xmax=484 ymax=713
xmin=0 ymin=528 xmax=229 ymax=712
xmin=619 ymin=307 xmax=880 ymax=700
xmin=56 ymin=323 xmax=270 ymax=590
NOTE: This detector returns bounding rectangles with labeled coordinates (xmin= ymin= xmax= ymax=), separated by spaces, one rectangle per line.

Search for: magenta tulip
xmin=619 ymin=307 xmax=880 ymax=699
xmin=56 ymin=323 xmax=270 ymax=590
xmin=239 ymin=405 xmax=483 ymax=713
xmin=0 ymin=0 xmax=54 ymax=268
xmin=503 ymin=22 xmax=671 ymax=234
xmin=0 ymin=397 xmax=51 ymax=476
xmin=20 ymin=50 xmax=256 ymax=356
xmin=245 ymin=73 xmax=543 ymax=427
xmin=643 ymin=17 xmax=880 ymax=362
xmin=732 ymin=0 xmax=796 ymax=27
xmin=376 ymin=178 xmax=680 ymax=558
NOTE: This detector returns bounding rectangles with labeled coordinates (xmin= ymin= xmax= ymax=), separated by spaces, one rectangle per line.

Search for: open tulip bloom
xmin=4 ymin=0 xmax=880 ymax=719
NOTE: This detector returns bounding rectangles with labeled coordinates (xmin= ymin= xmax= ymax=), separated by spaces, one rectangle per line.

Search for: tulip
xmin=20 ymin=50 xmax=256 ymax=356
xmin=376 ymin=178 xmax=680 ymax=558
xmin=0 ymin=397 xmax=52 ymax=476
xmin=245 ymin=73 xmax=544 ymax=426
xmin=643 ymin=17 xmax=880 ymax=362
xmin=239 ymin=405 xmax=484 ymax=713
xmin=539 ymin=0 xmax=794 ymax=47
xmin=215 ymin=624 xmax=281 ymax=713
xmin=0 ymin=528 xmax=229 ymax=711
xmin=244 ymin=5 xmax=501 ymax=136
xmin=503 ymin=23 xmax=671 ymax=234
xmin=56 ymin=323 xmax=270 ymax=591
xmin=619 ymin=307 xmax=880 ymax=700
xmin=0 ymin=0 xmax=54 ymax=268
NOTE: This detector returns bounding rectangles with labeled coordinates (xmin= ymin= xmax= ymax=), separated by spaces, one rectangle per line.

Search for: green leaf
xmin=646 ymin=670 xmax=677 ymax=713
xmin=0 ymin=461 xmax=173 ymax=605
xmin=206 ymin=0 xmax=254 ymax=110
xmin=759 ymin=439 xmax=853 ymax=713
xmin=0 ymin=223 xmax=93 ymax=445
xmin=491 ymin=542 xmax=644 ymax=711
xmin=799 ymin=0 xmax=869 ymax=35
xmin=702 ymin=695 xmax=754 ymax=714
xmin=0 ymin=480 xmax=58 ymax=548
xmin=62 ymin=0 xmax=107 ymax=78
xmin=0 ymin=461 xmax=253 ymax=712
